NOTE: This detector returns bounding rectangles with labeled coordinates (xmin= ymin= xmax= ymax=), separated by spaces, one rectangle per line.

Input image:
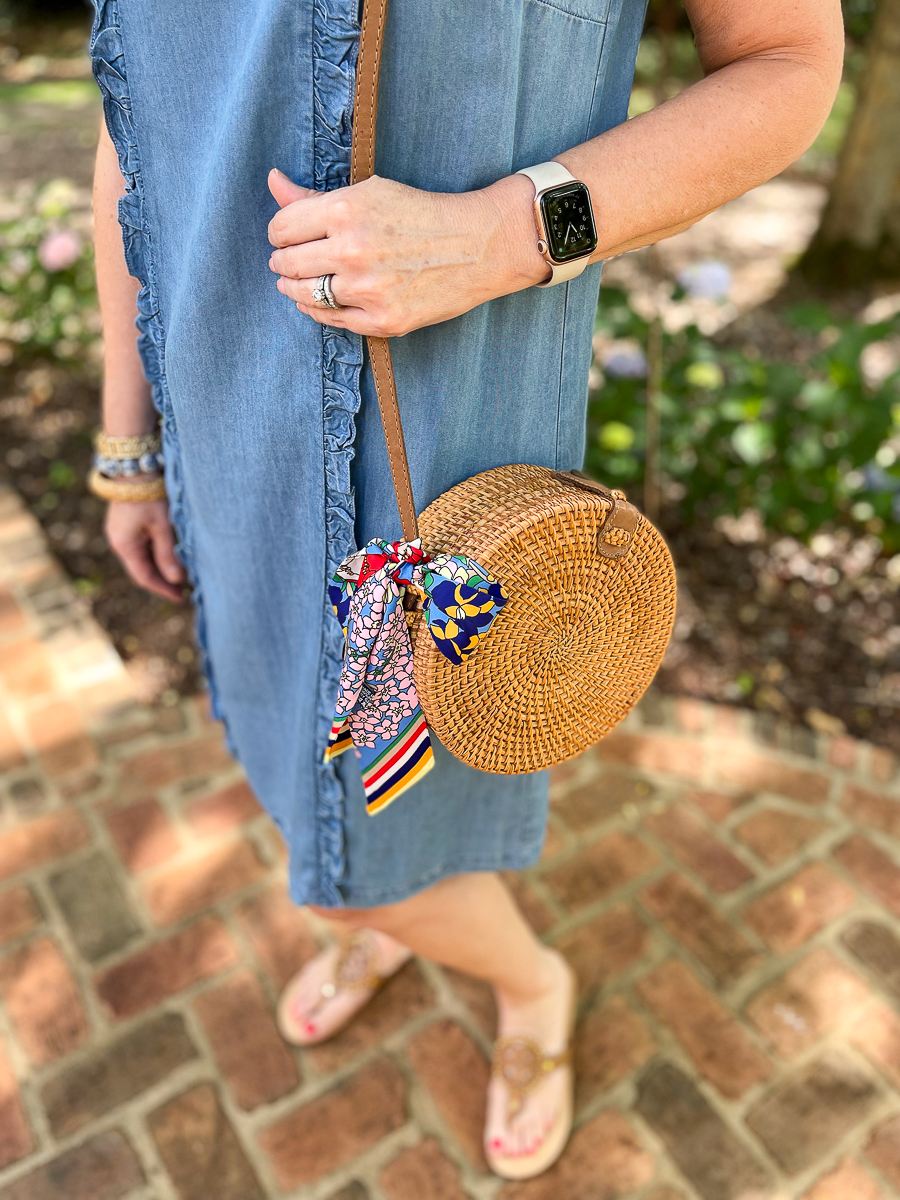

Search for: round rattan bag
xmin=405 ymin=464 xmax=677 ymax=774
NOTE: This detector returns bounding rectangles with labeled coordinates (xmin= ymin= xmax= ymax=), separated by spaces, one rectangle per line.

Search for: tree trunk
xmin=799 ymin=0 xmax=900 ymax=285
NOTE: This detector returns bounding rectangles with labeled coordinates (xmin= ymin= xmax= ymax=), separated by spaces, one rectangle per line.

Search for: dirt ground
xmin=1 ymin=13 xmax=898 ymax=749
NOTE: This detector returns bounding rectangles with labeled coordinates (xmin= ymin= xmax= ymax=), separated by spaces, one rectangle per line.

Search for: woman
xmin=90 ymin=0 xmax=842 ymax=1178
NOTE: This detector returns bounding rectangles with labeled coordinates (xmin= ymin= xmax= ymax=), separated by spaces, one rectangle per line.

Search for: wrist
xmin=478 ymin=173 xmax=553 ymax=292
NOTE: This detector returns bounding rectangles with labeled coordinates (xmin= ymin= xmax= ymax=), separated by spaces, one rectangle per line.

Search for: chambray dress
xmin=89 ymin=0 xmax=648 ymax=907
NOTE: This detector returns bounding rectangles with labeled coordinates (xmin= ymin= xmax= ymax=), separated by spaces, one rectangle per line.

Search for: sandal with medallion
xmin=485 ymin=958 xmax=578 ymax=1180
xmin=276 ymin=928 xmax=411 ymax=1046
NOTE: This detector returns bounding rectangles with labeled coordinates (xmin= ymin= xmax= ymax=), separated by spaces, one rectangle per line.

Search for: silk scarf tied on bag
xmin=325 ymin=538 xmax=507 ymax=814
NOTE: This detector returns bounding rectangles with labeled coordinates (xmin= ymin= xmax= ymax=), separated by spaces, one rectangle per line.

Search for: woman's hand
xmin=105 ymin=498 xmax=187 ymax=602
xmin=267 ymin=169 xmax=548 ymax=338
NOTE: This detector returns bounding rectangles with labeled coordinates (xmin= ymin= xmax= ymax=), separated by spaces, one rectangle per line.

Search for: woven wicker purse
xmin=348 ymin=0 xmax=677 ymax=774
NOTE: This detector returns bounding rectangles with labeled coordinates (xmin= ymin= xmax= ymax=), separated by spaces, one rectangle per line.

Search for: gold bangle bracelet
xmin=94 ymin=431 xmax=162 ymax=459
xmin=88 ymin=469 xmax=167 ymax=503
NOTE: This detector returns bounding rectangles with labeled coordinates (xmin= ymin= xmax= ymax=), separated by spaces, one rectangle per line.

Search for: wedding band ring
xmin=312 ymin=273 xmax=341 ymax=310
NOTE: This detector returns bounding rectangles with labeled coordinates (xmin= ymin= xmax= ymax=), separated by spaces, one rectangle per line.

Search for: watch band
xmin=515 ymin=161 xmax=593 ymax=288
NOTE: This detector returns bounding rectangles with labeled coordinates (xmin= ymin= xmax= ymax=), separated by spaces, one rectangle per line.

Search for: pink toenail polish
xmin=304 ymin=1021 xmax=316 ymax=1034
xmin=490 ymin=1138 xmax=503 ymax=1150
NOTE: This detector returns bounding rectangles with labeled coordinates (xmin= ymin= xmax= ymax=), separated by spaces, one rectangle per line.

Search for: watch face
xmin=540 ymin=182 xmax=597 ymax=263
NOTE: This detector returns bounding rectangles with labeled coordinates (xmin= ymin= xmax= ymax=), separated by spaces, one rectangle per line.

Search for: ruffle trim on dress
xmin=89 ymin=0 xmax=232 ymax=752
xmin=311 ymin=0 xmax=364 ymax=904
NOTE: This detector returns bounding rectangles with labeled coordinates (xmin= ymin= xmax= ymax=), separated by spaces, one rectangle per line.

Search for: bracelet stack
xmin=88 ymin=431 xmax=167 ymax=502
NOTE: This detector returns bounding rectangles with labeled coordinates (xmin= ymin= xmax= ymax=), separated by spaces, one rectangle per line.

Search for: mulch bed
xmin=1 ymin=361 xmax=898 ymax=752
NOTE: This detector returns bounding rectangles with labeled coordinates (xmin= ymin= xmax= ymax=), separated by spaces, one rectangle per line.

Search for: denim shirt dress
xmin=89 ymin=0 xmax=648 ymax=908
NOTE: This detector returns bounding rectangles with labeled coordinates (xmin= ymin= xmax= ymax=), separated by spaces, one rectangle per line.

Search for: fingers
xmin=267 ymin=169 xmax=330 ymax=248
xmin=268 ymin=241 xmax=333 ymax=283
xmin=275 ymin=273 xmax=348 ymax=308
xmin=149 ymin=514 xmax=187 ymax=588
xmin=105 ymin=500 xmax=187 ymax=603
xmin=267 ymin=167 xmax=313 ymax=208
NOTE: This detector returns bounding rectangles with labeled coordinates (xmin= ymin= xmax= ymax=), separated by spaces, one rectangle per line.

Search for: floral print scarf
xmin=325 ymin=538 xmax=507 ymax=814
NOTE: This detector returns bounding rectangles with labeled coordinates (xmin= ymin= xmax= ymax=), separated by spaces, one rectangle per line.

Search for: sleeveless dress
xmin=89 ymin=0 xmax=648 ymax=907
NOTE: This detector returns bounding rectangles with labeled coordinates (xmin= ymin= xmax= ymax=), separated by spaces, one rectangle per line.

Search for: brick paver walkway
xmin=1 ymin=480 xmax=899 ymax=1200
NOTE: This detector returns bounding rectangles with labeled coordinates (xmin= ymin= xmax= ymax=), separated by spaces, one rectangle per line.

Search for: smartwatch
xmin=514 ymin=161 xmax=598 ymax=287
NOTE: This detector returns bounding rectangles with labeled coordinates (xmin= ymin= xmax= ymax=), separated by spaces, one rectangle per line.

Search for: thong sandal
xmin=485 ymin=958 xmax=578 ymax=1180
xmin=276 ymin=928 xmax=400 ymax=1045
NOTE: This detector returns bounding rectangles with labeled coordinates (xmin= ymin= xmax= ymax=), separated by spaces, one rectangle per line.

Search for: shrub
xmin=586 ymin=287 xmax=900 ymax=549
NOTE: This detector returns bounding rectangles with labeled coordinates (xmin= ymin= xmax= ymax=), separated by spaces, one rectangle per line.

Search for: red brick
xmin=41 ymin=1013 xmax=197 ymax=1138
xmin=0 ymin=706 xmax=26 ymax=772
xmin=0 ymin=639 xmax=56 ymax=699
xmin=637 ymin=1061 xmax=773 ymax=1198
xmin=306 ymin=959 xmax=435 ymax=1075
xmin=235 ymin=885 xmax=320 ymax=989
xmin=842 ymin=920 xmax=900 ymax=1002
xmin=841 ymin=783 xmax=900 ymax=838
xmin=149 ymin=1083 xmax=264 ymax=1200
xmin=675 ymin=697 xmax=708 ymax=733
xmin=0 ymin=588 xmax=27 ymax=639
xmin=828 ymin=735 xmax=859 ymax=770
xmin=539 ymin=819 xmax=567 ymax=862
xmin=95 ymin=916 xmax=239 ymax=1019
xmin=734 ymin=807 xmax=830 ymax=866
xmin=744 ymin=863 xmax=857 ymax=953
xmin=746 ymin=947 xmax=872 ymax=1057
xmin=574 ymin=994 xmax=656 ymax=1108
xmin=380 ymin=1138 xmax=468 ymax=1200
xmin=0 ymin=1037 xmax=32 ymax=1169
xmin=555 ymin=905 xmax=652 ymax=999
xmin=835 ymin=835 xmax=900 ymax=917
xmin=641 ymin=872 xmax=760 ymax=983
xmin=194 ymin=971 xmax=299 ymax=1110
xmin=803 ymin=1157 xmax=885 ymax=1200
xmin=644 ymin=803 xmax=754 ymax=892
xmin=869 ymin=747 xmax=898 ymax=784
xmin=850 ymin=1001 xmax=900 ymax=1088
xmin=0 ymin=887 xmax=39 ymax=946
xmin=142 ymin=839 xmax=265 ymax=926
xmin=710 ymin=744 xmax=830 ymax=803
xmin=185 ymin=780 xmax=263 ymax=836
xmin=120 ymin=734 xmax=233 ymax=791
xmin=541 ymin=831 xmax=659 ymax=911
xmin=594 ymin=731 xmax=707 ymax=782
xmin=0 ymin=1130 xmax=144 ymax=1200
xmin=746 ymin=1051 xmax=878 ymax=1175
xmin=712 ymin=705 xmax=745 ymax=737
xmin=501 ymin=871 xmax=556 ymax=935
xmin=0 ymin=937 xmax=89 ymax=1065
xmin=865 ymin=1116 xmax=900 ymax=1191
xmin=259 ymin=1057 xmax=406 ymax=1188
xmin=103 ymin=797 xmax=181 ymax=873
xmin=637 ymin=959 xmax=771 ymax=1098
xmin=497 ymin=1110 xmax=654 ymax=1200
xmin=552 ymin=770 xmax=655 ymax=831
xmin=25 ymin=701 xmax=98 ymax=776
xmin=442 ymin=966 xmax=497 ymax=1039
xmin=685 ymin=788 xmax=750 ymax=823
xmin=405 ymin=1019 xmax=489 ymax=1170
xmin=0 ymin=810 xmax=89 ymax=881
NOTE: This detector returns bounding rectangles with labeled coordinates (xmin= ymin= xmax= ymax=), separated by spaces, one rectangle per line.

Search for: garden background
xmin=0 ymin=0 xmax=899 ymax=752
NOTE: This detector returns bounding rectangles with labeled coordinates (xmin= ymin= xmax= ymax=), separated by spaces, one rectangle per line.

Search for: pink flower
xmin=37 ymin=229 xmax=82 ymax=273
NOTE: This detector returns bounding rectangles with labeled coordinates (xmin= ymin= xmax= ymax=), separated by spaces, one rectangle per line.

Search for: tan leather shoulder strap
xmin=350 ymin=0 xmax=419 ymax=541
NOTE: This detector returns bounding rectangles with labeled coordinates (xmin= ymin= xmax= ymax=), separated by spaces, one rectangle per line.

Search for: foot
xmin=484 ymin=947 xmax=576 ymax=1162
xmin=277 ymin=928 xmax=413 ymax=1045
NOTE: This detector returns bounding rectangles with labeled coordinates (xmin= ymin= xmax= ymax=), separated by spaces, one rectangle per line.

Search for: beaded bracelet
xmin=92 ymin=450 xmax=165 ymax=478
xmin=88 ymin=430 xmax=166 ymax=502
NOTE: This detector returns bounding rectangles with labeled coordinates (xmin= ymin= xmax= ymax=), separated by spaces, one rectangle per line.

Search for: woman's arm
xmin=267 ymin=0 xmax=843 ymax=334
xmin=93 ymin=122 xmax=186 ymax=601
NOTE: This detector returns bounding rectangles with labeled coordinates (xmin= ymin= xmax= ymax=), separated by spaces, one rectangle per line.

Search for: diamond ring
xmin=312 ymin=273 xmax=341 ymax=310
